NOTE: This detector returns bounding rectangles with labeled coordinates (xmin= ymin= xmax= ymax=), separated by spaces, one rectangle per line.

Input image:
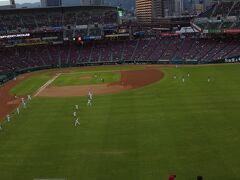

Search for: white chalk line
xmin=34 ymin=73 xmax=61 ymax=97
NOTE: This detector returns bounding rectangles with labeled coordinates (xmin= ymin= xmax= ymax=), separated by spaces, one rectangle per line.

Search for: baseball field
xmin=0 ymin=64 xmax=240 ymax=180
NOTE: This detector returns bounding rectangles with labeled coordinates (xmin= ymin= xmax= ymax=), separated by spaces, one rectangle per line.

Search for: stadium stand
xmin=0 ymin=2 xmax=240 ymax=84
xmin=1 ymin=37 xmax=240 ymax=76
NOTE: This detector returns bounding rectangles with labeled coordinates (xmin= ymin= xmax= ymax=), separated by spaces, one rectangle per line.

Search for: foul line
xmin=34 ymin=73 xmax=61 ymax=97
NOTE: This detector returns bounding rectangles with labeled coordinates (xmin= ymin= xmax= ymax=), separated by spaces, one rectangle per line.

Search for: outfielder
xmin=23 ymin=102 xmax=26 ymax=108
xmin=6 ymin=115 xmax=10 ymax=122
xmin=87 ymin=99 xmax=92 ymax=106
xmin=88 ymin=91 xmax=93 ymax=100
xmin=17 ymin=107 xmax=20 ymax=114
xmin=182 ymin=76 xmax=185 ymax=83
xmin=27 ymin=95 xmax=31 ymax=100
xmin=74 ymin=118 xmax=80 ymax=126
xmin=75 ymin=104 xmax=79 ymax=110
xmin=73 ymin=111 xmax=77 ymax=117
xmin=208 ymin=76 xmax=211 ymax=83
xmin=173 ymin=74 xmax=177 ymax=80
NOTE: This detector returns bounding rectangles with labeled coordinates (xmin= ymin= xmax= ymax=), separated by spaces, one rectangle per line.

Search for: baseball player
xmin=74 ymin=118 xmax=80 ymax=126
xmin=173 ymin=74 xmax=177 ymax=80
xmin=27 ymin=95 xmax=31 ymax=100
xmin=21 ymin=97 xmax=25 ymax=104
xmin=208 ymin=76 xmax=211 ymax=83
xmin=73 ymin=111 xmax=77 ymax=117
xmin=88 ymin=91 xmax=93 ymax=100
xmin=6 ymin=115 xmax=10 ymax=122
xmin=23 ymin=102 xmax=26 ymax=108
xmin=182 ymin=76 xmax=185 ymax=83
xmin=75 ymin=104 xmax=79 ymax=110
xmin=87 ymin=99 xmax=92 ymax=106
xmin=17 ymin=107 xmax=20 ymax=114
xmin=187 ymin=72 xmax=190 ymax=77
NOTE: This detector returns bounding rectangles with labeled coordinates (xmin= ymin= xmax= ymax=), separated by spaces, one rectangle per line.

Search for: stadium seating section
xmin=0 ymin=8 xmax=118 ymax=36
xmin=1 ymin=37 xmax=240 ymax=74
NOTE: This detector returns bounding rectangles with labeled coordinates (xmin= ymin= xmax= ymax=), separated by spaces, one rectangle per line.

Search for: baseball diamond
xmin=1 ymin=1 xmax=240 ymax=180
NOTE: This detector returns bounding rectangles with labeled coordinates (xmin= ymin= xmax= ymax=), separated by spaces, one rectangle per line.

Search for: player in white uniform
xmin=208 ymin=76 xmax=211 ymax=83
xmin=73 ymin=111 xmax=77 ymax=117
xmin=74 ymin=118 xmax=80 ymax=126
xmin=17 ymin=107 xmax=20 ymax=114
xmin=87 ymin=99 xmax=92 ymax=106
xmin=27 ymin=95 xmax=31 ymax=100
xmin=6 ymin=115 xmax=10 ymax=122
xmin=75 ymin=105 xmax=79 ymax=110
xmin=88 ymin=91 xmax=93 ymax=100
xmin=182 ymin=76 xmax=185 ymax=83
xmin=23 ymin=102 xmax=26 ymax=108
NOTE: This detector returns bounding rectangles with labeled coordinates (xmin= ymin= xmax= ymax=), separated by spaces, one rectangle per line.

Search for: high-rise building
xmin=164 ymin=0 xmax=184 ymax=17
xmin=136 ymin=0 xmax=164 ymax=24
xmin=41 ymin=0 xmax=62 ymax=7
xmin=81 ymin=0 xmax=104 ymax=5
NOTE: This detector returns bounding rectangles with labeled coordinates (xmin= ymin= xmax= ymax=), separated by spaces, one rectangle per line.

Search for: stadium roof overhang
xmin=0 ymin=5 xmax=117 ymax=14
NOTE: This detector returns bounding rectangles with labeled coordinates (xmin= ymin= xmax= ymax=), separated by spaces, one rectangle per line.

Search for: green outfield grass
xmin=1 ymin=64 xmax=240 ymax=180
xmin=11 ymin=73 xmax=52 ymax=96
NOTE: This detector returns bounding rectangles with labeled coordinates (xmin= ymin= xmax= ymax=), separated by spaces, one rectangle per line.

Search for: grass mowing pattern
xmin=1 ymin=64 xmax=240 ymax=180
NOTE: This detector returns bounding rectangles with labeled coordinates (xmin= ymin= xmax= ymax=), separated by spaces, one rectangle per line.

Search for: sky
xmin=15 ymin=0 xmax=39 ymax=3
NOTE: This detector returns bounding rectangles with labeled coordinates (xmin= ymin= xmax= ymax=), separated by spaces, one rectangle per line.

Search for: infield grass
xmin=52 ymin=71 xmax=120 ymax=86
xmin=1 ymin=64 xmax=240 ymax=180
